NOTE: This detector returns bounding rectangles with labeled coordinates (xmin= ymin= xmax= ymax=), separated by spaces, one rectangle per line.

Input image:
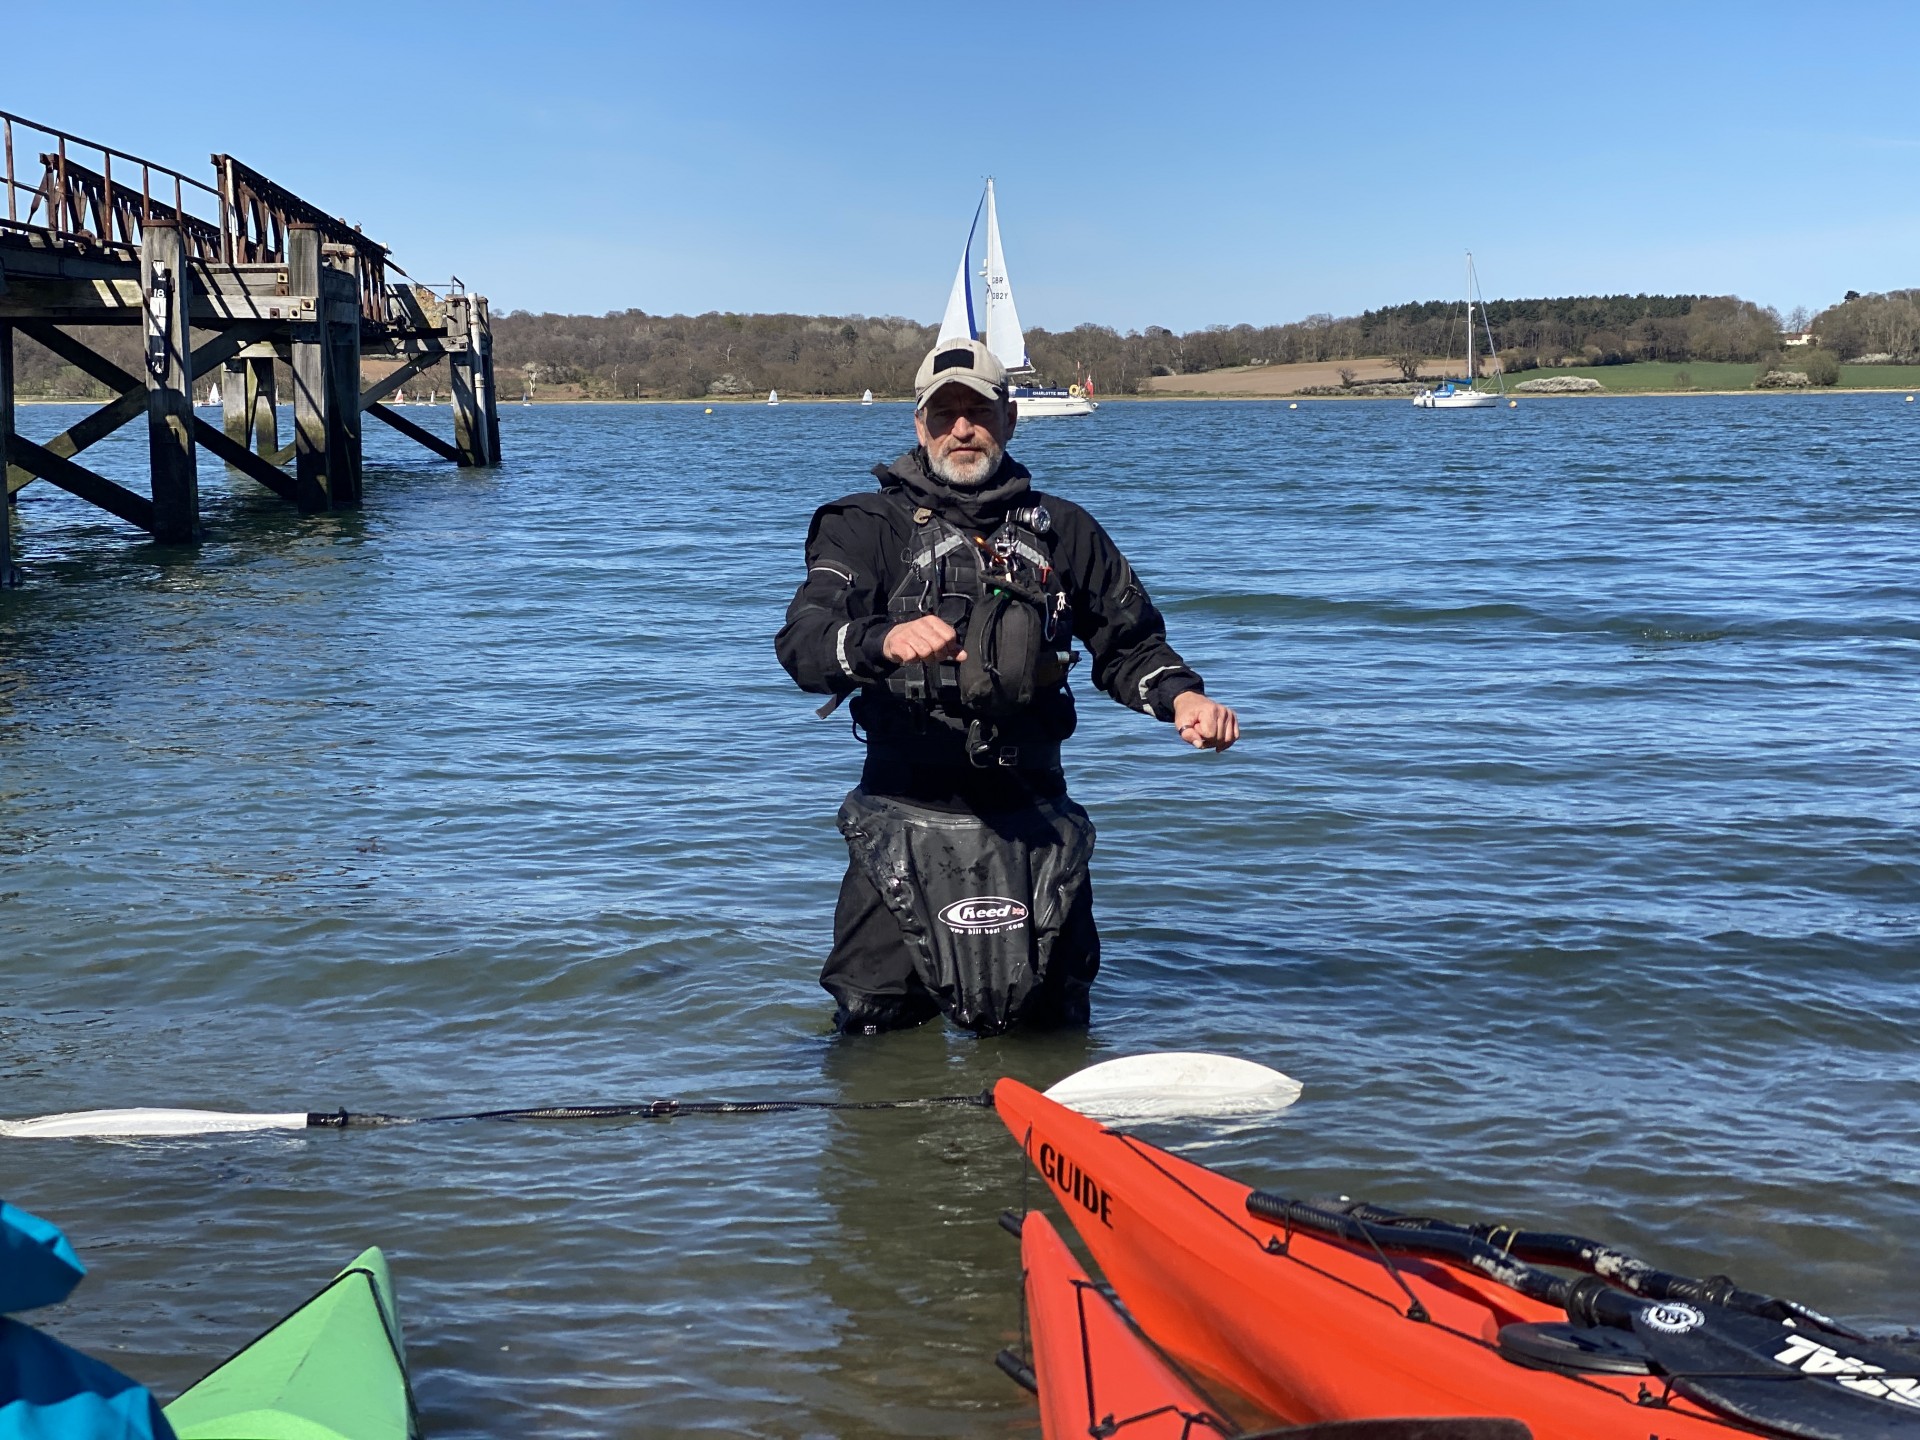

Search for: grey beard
xmin=927 ymin=441 xmax=1003 ymax=490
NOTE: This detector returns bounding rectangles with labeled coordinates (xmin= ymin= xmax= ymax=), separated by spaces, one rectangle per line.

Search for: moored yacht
xmin=937 ymin=179 xmax=1096 ymax=418
xmin=1414 ymin=252 xmax=1505 ymax=410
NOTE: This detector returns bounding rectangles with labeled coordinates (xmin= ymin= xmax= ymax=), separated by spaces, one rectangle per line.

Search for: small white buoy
xmin=1907 ymin=395 xmax=1915 ymax=403
xmin=1509 ymin=399 xmax=1518 ymax=408
xmin=704 ymin=407 xmax=713 ymax=414
xmin=1288 ymin=402 xmax=1298 ymax=410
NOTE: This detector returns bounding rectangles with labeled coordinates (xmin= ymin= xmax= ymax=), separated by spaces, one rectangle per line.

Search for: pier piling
xmin=449 ymin=294 xmax=498 ymax=468
xmin=1 ymin=321 xmax=14 ymax=588
xmin=140 ymin=218 xmax=200 ymax=542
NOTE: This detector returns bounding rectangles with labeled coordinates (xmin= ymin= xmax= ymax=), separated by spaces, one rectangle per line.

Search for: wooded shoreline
xmin=10 ymin=290 xmax=1915 ymax=405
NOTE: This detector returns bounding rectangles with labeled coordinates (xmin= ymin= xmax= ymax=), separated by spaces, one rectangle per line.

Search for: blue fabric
xmin=0 ymin=1206 xmax=176 ymax=1440
xmin=0 ymin=1205 xmax=85 ymax=1315
xmin=0 ymin=1321 xmax=175 ymax=1440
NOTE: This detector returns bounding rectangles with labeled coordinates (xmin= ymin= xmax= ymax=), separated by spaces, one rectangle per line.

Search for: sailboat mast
xmin=1465 ymin=253 xmax=1475 ymax=383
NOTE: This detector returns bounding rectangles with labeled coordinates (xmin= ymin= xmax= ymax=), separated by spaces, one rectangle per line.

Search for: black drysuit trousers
xmin=820 ymin=786 xmax=1100 ymax=1035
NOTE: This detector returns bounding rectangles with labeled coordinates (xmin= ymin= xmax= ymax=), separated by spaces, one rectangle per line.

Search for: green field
xmin=1502 ymin=361 xmax=1920 ymax=393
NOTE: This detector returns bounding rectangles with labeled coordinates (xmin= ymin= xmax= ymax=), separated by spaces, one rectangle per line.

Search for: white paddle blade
xmin=1044 ymin=1052 xmax=1302 ymax=1122
xmin=0 ymin=1108 xmax=312 ymax=1139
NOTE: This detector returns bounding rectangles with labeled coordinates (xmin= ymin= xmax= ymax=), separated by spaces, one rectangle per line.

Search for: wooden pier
xmin=0 ymin=111 xmax=501 ymax=587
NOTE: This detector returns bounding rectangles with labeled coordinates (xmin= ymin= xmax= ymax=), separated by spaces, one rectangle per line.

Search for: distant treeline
xmin=9 ymin=290 xmax=1915 ymax=402
xmin=488 ymin=289 xmax=1917 ymax=397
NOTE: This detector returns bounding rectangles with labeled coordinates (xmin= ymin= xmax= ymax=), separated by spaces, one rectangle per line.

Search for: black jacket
xmin=777 ymin=449 xmax=1203 ymax=798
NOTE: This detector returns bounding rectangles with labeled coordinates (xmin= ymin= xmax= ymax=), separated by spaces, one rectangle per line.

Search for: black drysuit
xmin=776 ymin=448 xmax=1205 ymax=1033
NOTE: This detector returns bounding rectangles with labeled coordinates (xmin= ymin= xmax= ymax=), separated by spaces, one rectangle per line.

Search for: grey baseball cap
xmin=913 ymin=339 xmax=1009 ymax=411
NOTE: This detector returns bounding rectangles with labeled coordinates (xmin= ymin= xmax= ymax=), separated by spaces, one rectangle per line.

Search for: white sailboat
xmin=205 ymin=382 xmax=221 ymax=407
xmin=1414 ymin=252 xmax=1504 ymax=410
xmin=937 ymin=179 xmax=1096 ymax=418
xmin=860 ymin=389 xmax=874 ymax=405
xmin=767 ymin=389 xmax=780 ymax=406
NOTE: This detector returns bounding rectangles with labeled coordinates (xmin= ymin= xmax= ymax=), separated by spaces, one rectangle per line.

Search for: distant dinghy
xmin=861 ymin=389 xmax=874 ymax=405
xmin=767 ymin=389 xmax=780 ymax=406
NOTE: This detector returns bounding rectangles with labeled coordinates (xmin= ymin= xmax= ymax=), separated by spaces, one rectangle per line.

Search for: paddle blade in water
xmin=1042 ymin=1052 xmax=1302 ymax=1121
xmin=0 ymin=1108 xmax=312 ymax=1139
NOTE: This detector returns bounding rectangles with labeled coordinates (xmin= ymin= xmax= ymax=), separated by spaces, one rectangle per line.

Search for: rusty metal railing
xmin=1 ymin=109 xmax=222 ymax=255
xmin=2 ymin=109 xmax=396 ymax=324
xmin=215 ymin=154 xmax=394 ymax=324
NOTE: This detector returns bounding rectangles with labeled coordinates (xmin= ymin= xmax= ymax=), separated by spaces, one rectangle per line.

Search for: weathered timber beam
xmin=190 ymin=419 xmax=299 ymax=504
xmin=20 ymin=317 xmax=278 ymax=391
xmin=7 ymin=433 xmax=157 ymax=532
xmin=4 ymin=320 xmax=271 ymax=495
xmin=0 ymin=274 xmax=319 ymax=324
xmin=367 ymin=402 xmax=462 ymax=464
xmin=4 ymin=389 xmax=142 ymax=496
xmin=360 ymin=349 xmax=444 ymax=410
xmin=364 ymin=335 xmax=460 ymax=356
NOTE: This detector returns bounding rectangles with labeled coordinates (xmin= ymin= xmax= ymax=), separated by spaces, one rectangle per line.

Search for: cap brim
xmin=914 ymin=373 xmax=1006 ymax=412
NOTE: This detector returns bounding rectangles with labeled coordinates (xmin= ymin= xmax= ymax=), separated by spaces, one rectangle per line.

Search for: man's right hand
xmin=883 ymin=616 xmax=966 ymax=665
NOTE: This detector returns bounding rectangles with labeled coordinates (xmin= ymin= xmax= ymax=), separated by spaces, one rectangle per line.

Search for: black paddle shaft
xmin=1246 ymin=1192 xmax=1859 ymax=1339
xmin=1247 ymin=1192 xmax=1638 ymax=1329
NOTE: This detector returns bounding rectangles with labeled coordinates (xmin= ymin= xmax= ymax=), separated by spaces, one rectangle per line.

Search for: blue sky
xmin=5 ymin=2 xmax=1916 ymax=331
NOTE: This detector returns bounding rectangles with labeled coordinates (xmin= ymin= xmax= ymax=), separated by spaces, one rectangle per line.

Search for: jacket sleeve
xmin=1063 ymin=506 xmax=1204 ymax=721
xmin=775 ymin=502 xmax=898 ymax=696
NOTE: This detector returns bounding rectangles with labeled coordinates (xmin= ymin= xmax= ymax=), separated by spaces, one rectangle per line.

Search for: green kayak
xmin=164 ymin=1246 xmax=421 ymax=1440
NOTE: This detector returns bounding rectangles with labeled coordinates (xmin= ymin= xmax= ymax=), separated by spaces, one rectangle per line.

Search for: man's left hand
xmin=1172 ymin=692 xmax=1239 ymax=752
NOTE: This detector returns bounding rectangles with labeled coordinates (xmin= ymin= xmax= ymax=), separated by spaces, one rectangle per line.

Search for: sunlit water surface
xmin=3 ymin=395 xmax=1916 ymax=1437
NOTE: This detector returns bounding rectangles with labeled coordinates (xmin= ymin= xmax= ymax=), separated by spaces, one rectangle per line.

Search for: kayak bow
xmin=163 ymin=1246 xmax=419 ymax=1440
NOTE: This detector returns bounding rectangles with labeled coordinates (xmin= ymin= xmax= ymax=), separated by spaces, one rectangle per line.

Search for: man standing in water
xmin=776 ymin=340 xmax=1238 ymax=1035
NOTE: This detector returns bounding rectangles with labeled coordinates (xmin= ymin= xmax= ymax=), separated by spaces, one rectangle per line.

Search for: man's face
xmin=915 ymin=383 xmax=1017 ymax=489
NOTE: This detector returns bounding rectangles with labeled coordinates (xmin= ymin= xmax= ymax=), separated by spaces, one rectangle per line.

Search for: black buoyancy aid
xmin=883 ymin=501 xmax=1076 ymax=762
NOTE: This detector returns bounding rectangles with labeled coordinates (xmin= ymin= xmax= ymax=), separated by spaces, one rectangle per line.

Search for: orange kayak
xmin=995 ymin=1078 xmax=1920 ymax=1440
xmin=1012 ymin=1208 xmax=1234 ymax=1440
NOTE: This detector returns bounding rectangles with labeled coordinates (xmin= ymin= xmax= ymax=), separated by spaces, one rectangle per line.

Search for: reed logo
xmin=1639 ymin=1303 xmax=1705 ymax=1334
xmin=938 ymin=897 xmax=1029 ymax=935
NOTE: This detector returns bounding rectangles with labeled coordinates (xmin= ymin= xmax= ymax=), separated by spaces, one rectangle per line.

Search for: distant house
xmin=1783 ymin=331 xmax=1817 ymax=347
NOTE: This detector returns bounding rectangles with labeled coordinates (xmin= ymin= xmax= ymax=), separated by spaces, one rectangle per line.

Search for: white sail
xmin=935 ymin=194 xmax=983 ymax=347
xmin=981 ymin=179 xmax=1028 ymax=372
xmin=767 ymin=389 xmax=779 ymax=405
xmin=860 ymin=389 xmax=874 ymax=405
xmin=206 ymin=384 xmax=221 ymax=406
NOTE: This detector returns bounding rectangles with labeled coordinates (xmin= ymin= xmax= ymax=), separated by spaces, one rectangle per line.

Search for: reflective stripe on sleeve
xmin=1136 ymin=664 xmax=1182 ymax=711
xmin=836 ymin=622 xmax=858 ymax=677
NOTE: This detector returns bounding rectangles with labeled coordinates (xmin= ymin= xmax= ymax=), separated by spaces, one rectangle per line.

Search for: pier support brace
xmin=140 ymin=220 xmax=200 ymax=543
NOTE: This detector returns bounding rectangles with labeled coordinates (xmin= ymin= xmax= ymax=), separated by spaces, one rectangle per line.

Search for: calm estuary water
xmin=3 ymin=394 xmax=1917 ymax=1436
